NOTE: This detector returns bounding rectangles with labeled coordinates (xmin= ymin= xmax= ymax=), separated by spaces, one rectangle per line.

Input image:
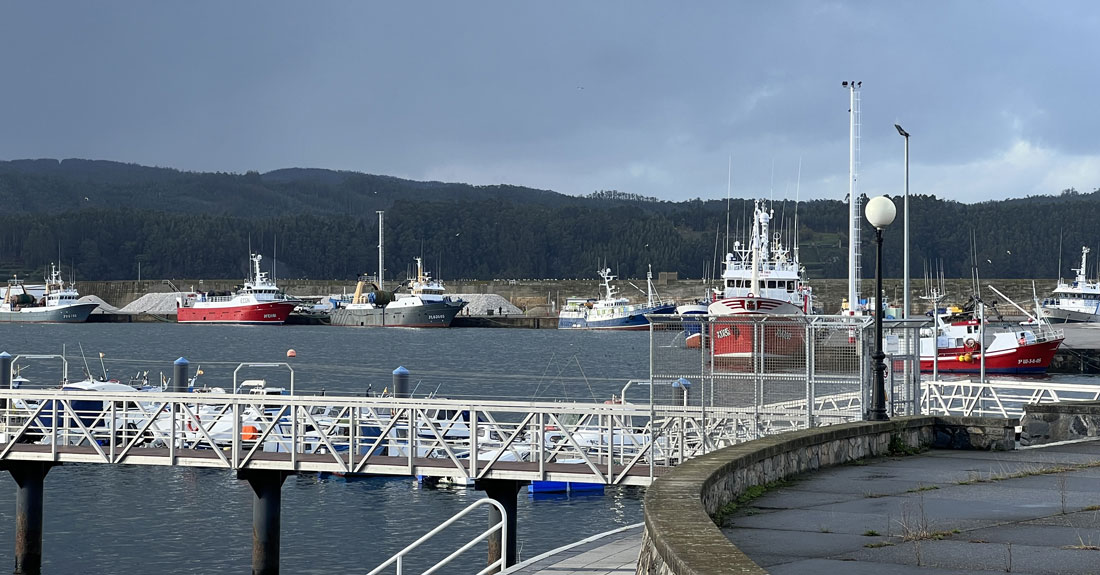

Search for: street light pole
xmin=865 ymin=196 xmax=896 ymax=421
xmin=895 ymin=124 xmax=910 ymax=319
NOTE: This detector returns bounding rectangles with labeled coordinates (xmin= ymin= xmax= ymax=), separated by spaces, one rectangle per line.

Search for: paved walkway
xmin=724 ymin=439 xmax=1100 ymax=574
xmin=511 ymin=439 xmax=1100 ymax=574
xmin=506 ymin=523 xmax=642 ymax=575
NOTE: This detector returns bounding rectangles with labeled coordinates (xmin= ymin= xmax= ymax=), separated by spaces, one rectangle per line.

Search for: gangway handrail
xmin=232 ymin=362 xmax=294 ymax=395
xmin=365 ymin=497 xmax=507 ymax=575
xmin=12 ymin=354 xmax=68 ymax=385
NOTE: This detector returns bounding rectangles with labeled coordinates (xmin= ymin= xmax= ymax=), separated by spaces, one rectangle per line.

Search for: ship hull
xmin=177 ymin=301 xmax=298 ymax=324
xmin=707 ymin=297 xmax=806 ymax=357
xmin=0 ymin=302 xmax=99 ymax=323
xmin=1040 ymin=307 xmax=1100 ymax=324
xmin=329 ymin=301 xmax=463 ymax=328
xmin=919 ymin=339 xmax=1061 ymax=374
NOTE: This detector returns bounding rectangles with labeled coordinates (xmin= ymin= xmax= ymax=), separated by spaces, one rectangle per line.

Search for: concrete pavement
xmin=506 ymin=523 xmax=642 ymax=575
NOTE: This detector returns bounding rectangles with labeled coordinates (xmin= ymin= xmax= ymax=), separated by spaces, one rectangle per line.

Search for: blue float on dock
xmin=527 ymin=480 xmax=604 ymax=494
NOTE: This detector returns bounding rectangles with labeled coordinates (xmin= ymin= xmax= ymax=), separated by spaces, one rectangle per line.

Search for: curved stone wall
xmin=636 ymin=416 xmax=1015 ymax=575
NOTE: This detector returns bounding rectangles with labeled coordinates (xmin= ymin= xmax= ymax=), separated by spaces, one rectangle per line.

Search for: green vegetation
xmin=1 ymin=159 xmax=1098 ymax=281
xmin=712 ymin=479 xmax=791 ymax=526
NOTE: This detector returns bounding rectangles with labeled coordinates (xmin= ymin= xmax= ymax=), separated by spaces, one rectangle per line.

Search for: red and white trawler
xmin=176 ymin=254 xmax=300 ymax=324
xmin=919 ymin=310 xmax=1064 ymax=374
xmin=705 ymin=200 xmax=814 ymax=359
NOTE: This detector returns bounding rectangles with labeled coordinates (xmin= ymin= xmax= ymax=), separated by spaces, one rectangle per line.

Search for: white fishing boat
xmin=1041 ymin=246 xmax=1100 ymax=323
xmin=0 ymin=263 xmax=98 ymax=323
xmin=558 ymin=266 xmax=674 ymax=330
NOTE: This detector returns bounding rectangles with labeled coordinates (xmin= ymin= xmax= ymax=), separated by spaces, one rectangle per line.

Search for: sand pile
xmin=452 ymin=294 xmax=523 ymax=315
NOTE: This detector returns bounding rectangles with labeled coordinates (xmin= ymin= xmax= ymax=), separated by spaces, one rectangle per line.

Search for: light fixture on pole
xmin=865 ymin=195 xmax=896 ymax=421
xmin=894 ymin=124 xmax=910 ymax=320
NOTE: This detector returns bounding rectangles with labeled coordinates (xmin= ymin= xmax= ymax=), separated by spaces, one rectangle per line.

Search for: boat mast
xmin=1076 ymin=246 xmax=1089 ymax=285
xmin=377 ymin=210 xmax=385 ymax=291
xmin=843 ymin=81 xmax=862 ymax=313
xmin=750 ymin=202 xmax=761 ymax=296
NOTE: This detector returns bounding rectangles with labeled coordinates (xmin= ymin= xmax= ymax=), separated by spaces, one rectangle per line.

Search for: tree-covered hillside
xmin=0 ymin=159 xmax=1095 ymax=282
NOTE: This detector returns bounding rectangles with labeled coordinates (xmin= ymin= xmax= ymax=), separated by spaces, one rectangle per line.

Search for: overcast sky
xmin=1 ymin=1 xmax=1097 ymax=203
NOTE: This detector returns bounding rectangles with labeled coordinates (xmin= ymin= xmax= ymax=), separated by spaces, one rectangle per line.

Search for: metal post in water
xmin=0 ymin=351 xmax=11 ymax=412
xmin=173 ymin=357 xmax=190 ymax=393
xmin=979 ymin=302 xmax=987 ymax=383
xmin=392 ymin=366 xmax=409 ymax=399
xmin=5 ymin=462 xmax=54 ymax=575
xmin=476 ymin=478 xmax=522 ymax=573
xmin=240 ymin=470 xmax=291 ymax=575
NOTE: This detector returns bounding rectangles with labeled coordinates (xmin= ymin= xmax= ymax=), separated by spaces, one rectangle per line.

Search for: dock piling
xmin=4 ymin=462 xmax=54 ymax=575
xmin=172 ymin=357 xmax=189 ymax=393
xmin=239 ymin=469 xmax=292 ymax=575
xmin=476 ymin=478 xmax=524 ymax=572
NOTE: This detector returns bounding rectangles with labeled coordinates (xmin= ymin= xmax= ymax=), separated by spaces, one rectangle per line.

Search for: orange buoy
xmin=286 ymin=349 xmax=297 ymax=358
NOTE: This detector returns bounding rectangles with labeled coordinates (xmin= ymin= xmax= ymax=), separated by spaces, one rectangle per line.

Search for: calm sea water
xmin=0 ymin=323 xmax=653 ymax=574
xmin=2 ymin=323 xmax=1096 ymax=573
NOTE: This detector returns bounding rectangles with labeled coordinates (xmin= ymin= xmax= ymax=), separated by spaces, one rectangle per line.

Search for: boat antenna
xmin=98 ymin=351 xmax=107 ymax=381
xmin=724 ymin=154 xmax=731 ymax=255
xmin=78 ymin=343 xmax=91 ymax=380
xmin=711 ymin=220 xmax=720 ymax=289
xmin=769 ymin=158 xmax=775 ymax=204
xmin=1056 ymin=227 xmax=1063 ymax=282
xmin=273 ymin=233 xmax=277 ymax=284
xmin=969 ymin=227 xmax=981 ymax=301
xmin=794 ymin=156 xmax=802 ymax=268
xmin=377 ymin=210 xmax=385 ymax=290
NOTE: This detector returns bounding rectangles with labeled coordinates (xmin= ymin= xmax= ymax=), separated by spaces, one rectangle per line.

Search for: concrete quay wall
xmin=636 ymin=416 xmax=1016 ymax=575
xmin=79 ymin=277 xmax=1045 ymax=317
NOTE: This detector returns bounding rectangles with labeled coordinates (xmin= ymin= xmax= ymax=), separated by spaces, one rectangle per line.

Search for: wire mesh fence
xmin=648 ymin=314 xmax=923 ymax=445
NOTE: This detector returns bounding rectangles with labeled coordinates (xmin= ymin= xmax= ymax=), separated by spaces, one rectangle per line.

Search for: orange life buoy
xmin=241 ymin=424 xmax=259 ymax=441
xmin=1018 ymin=337 xmax=1027 ymax=346
xmin=964 ymin=338 xmax=978 ymax=350
xmin=186 ymin=415 xmax=200 ymax=432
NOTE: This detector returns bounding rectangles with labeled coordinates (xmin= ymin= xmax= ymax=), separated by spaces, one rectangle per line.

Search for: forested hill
xmin=0 ymin=158 xmax=1096 ymax=282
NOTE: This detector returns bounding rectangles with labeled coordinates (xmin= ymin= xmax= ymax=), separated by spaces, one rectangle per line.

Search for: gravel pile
xmin=120 ymin=293 xmax=182 ymax=314
xmin=79 ymin=295 xmax=119 ymax=313
xmin=452 ymin=294 xmax=523 ymax=315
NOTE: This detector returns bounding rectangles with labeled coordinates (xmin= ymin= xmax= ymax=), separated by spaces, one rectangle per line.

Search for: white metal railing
xmin=366 ymin=498 xmax=507 ymax=575
xmin=0 ymin=389 xmax=716 ymax=486
xmin=922 ymin=378 xmax=1100 ymax=418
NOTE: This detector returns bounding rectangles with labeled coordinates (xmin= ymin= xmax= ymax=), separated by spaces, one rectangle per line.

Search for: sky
xmin=2 ymin=1 xmax=1098 ymax=204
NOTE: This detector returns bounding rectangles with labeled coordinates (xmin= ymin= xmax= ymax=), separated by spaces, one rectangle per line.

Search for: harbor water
xmin=0 ymin=323 xmax=652 ymax=574
xmin=3 ymin=323 xmax=1099 ymax=573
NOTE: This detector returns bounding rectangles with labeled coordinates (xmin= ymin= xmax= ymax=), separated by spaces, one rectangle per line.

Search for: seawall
xmin=80 ymin=277 xmax=1053 ymax=317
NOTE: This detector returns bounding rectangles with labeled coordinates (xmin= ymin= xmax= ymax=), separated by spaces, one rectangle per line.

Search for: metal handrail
xmin=365 ymin=497 xmax=507 ymax=575
xmin=232 ymin=362 xmax=294 ymax=395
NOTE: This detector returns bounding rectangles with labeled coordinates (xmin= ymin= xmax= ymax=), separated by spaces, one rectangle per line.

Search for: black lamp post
xmin=865 ymin=195 xmax=897 ymax=421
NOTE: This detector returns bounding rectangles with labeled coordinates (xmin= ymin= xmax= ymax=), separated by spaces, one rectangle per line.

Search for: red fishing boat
xmin=919 ymin=317 xmax=1064 ymax=374
xmin=176 ymin=254 xmax=299 ymax=324
xmin=706 ymin=200 xmax=813 ymax=362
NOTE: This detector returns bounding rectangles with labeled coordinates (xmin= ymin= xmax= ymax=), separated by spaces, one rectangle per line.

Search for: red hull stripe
xmin=177 ymin=302 xmax=297 ymax=324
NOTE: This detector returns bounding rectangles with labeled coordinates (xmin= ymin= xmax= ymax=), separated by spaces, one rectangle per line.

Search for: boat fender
xmin=186 ymin=414 xmax=200 ymax=432
xmin=964 ymin=338 xmax=978 ymax=350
